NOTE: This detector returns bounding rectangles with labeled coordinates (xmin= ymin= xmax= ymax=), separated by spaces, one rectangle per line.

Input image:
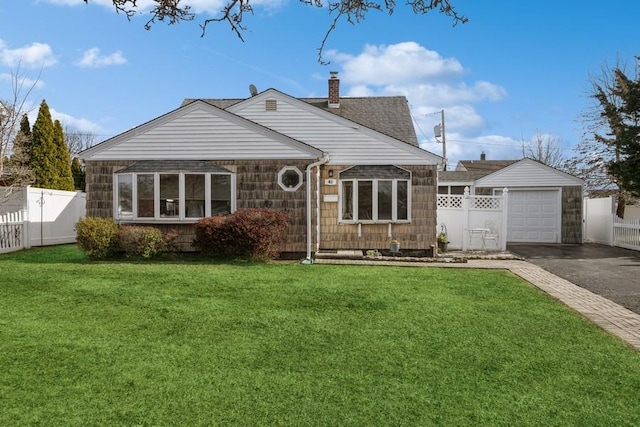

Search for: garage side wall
xmin=562 ymin=186 xmax=583 ymax=244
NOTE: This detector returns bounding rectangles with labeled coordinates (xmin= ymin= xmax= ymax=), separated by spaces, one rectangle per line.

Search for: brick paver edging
xmin=314 ymin=258 xmax=640 ymax=352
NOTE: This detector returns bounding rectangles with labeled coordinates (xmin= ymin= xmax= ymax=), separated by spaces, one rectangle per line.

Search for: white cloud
xmin=49 ymin=108 xmax=104 ymax=134
xmin=0 ymin=41 xmax=57 ymax=68
xmin=329 ymin=41 xmax=512 ymax=166
xmin=75 ymin=48 xmax=127 ymax=68
xmin=0 ymin=73 xmax=45 ymax=90
xmin=328 ymin=42 xmax=464 ymax=86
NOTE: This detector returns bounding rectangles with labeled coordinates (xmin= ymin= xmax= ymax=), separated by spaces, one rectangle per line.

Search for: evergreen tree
xmin=569 ymin=60 xmax=640 ymax=217
xmin=19 ymin=114 xmax=32 ymax=153
xmin=29 ymin=100 xmax=57 ymax=188
xmin=53 ymin=119 xmax=75 ymax=190
xmin=5 ymin=115 xmax=34 ymax=186
xmin=593 ymin=68 xmax=640 ymax=199
xmin=71 ymin=157 xmax=85 ymax=191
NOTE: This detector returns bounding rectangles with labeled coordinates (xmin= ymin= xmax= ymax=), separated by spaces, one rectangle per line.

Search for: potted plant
xmin=389 ymin=239 xmax=400 ymax=254
xmin=437 ymin=223 xmax=449 ymax=252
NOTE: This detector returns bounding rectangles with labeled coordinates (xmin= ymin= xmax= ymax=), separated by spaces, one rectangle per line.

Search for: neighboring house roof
xmin=440 ymin=158 xmax=584 ymax=187
xmin=455 ymin=159 xmax=518 ymax=172
xmin=182 ymin=94 xmax=419 ymax=147
xmin=438 ymin=170 xmax=493 ymax=184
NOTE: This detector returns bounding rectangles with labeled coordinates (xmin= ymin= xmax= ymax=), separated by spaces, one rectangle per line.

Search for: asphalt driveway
xmin=508 ymin=243 xmax=640 ymax=315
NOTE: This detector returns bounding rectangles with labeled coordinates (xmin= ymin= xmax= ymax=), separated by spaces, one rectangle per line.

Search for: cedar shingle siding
xmin=85 ymin=160 xmax=438 ymax=254
xmin=85 ymin=159 xmax=311 ymax=252
xmin=561 ymin=186 xmax=583 ymax=244
xmin=319 ymin=165 xmax=437 ymax=254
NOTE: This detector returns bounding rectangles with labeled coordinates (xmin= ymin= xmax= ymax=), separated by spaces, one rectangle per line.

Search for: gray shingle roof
xmin=438 ymin=170 xmax=493 ymax=183
xmin=456 ymin=160 xmax=517 ymax=172
xmin=182 ymin=95 xmax=419 ymax=146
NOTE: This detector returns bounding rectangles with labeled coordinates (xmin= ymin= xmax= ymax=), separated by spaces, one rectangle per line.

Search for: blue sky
xmin=1 ymin=0 xmax=639 ymax=168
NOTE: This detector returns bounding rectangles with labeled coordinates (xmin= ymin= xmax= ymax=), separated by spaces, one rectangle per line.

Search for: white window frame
xmin=278 ymin=166 xmax=304 ymax=192
xmin=338 ymin=178 xmax=411 ymax=224
xmin=113 ymin=171 xmax=236 ymax=222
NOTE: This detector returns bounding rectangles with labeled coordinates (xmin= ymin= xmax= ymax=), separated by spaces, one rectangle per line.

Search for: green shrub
xmin=75 ymin=217 xmax=120 ymax=259
xmin=118 ymin=226 xmax=165 ymax=259
xmin=193 ymin=209 xmax=290 ymax=260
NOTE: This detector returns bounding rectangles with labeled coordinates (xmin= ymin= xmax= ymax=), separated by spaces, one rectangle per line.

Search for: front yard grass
xmin=1 ymin=245 xmax=640 ymax=426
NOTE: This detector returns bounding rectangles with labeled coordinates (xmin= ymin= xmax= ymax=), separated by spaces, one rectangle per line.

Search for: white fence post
xmin=501 ymin=188 xmax=509 ymax=251
xmin=461 ymin=186 xmax=470 ymax=251
xmin=22 ymin=208 xmax=30 ymax=249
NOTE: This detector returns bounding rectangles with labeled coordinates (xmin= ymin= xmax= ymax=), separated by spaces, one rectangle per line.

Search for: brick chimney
xmin=328 ymin=71 xmax=340 ymax=109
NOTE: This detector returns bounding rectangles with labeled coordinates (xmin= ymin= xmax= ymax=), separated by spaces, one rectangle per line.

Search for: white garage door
xmin=507 ymin=190 xmax=560 ymax=243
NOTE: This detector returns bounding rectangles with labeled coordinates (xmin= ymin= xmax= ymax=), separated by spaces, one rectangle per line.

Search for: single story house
xmin=79 ymin=73 xmax=442 ymax=258
xmin=438 ymin=156 xmax=584 ymax=244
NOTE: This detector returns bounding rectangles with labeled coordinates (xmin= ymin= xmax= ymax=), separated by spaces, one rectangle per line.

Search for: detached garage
xmin=439 ymin=158 xmax=584 ymax=244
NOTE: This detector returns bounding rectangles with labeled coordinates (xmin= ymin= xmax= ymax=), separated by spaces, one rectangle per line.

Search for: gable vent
xmin=265 ymin=99 xmax=277 ymax=111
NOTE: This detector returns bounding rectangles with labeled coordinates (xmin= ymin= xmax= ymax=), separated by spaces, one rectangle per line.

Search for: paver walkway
xmin=314 ymin=257 xmax=640 ymax=352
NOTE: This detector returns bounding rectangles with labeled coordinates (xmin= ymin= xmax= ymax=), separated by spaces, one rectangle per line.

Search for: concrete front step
xmin=315 ymin=250 xmax=364 ymax=260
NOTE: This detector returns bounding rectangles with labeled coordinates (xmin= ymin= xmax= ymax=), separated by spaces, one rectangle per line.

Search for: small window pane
xmin=378 ymin=180 xmax=393 ymax=220
xmin=450 ymin=186 xmax=466 ymax=195
xmin=397 ymin=181 xmax=408 ymax=220
xmin=342 ymin=181 xmax=353 ymax=220
xmin=117 ymin=174 xmax=133 ymax=218
xmin=185 ymin=174 xmax=205 ymax=218
xmin=160 ymin=174 xmax=179 ymax=218
xmin=211 ymin=174 xmax=231 ymax=215
xmin=282 ymin=170 xmax=300 ymax=189
xmin=357 ymin=181 xmax=373 ymax=220
xmin=137 ymin=174 xmax=155 ymax=218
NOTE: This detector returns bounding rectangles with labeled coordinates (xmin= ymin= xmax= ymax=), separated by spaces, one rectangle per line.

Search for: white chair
xmin=484 ymin=220 xmax=500 ymax=250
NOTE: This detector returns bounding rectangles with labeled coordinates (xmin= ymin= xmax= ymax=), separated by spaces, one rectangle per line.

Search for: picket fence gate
xmin=0 ymin=210 xmax=27 ymax=254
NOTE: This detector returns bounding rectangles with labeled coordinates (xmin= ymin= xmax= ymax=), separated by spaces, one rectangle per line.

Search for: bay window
xmin=114 ymin=161 xmax=235 ymax=221
xmin=339 ymin=165 xmax=411 ymax=223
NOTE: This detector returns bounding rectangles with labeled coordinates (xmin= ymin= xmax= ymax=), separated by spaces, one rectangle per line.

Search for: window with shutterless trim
xmin=338 ymin=165 xmax=411 ymax=223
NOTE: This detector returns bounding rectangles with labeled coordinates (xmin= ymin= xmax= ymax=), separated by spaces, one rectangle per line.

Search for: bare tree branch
xmin=521 ymin=130 xmax=566 ymax=169
xmin=65 ymin=128 xmax=98 ymax=157
xmin=84 ymin=0 xmax=467 ymax=62
xmin=0 ymin=63 xmax=40 ymax=177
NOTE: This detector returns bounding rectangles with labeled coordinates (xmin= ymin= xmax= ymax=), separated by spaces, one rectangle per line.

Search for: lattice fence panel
xmin=471 ymin=196 xmax=502 ymax=210
xmin=437 ymin=195 xmax=463 ymax=209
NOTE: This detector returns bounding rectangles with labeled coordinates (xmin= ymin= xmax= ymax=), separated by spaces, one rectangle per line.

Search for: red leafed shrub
xmin=192 ymin=215 xmax=233 ymax=256
xmin=193 ymin=209 xmax=290 ymax=260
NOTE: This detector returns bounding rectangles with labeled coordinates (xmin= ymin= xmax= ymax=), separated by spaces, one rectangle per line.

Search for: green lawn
xmin=1 ymin=245 xmax=639 ymax=426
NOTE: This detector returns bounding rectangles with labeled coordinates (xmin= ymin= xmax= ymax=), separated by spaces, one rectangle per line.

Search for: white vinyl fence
xmin=614 ymin=216 xmax=640 ymax=250
xmin=0 ymin=210 xmax=27 ymax=254
xmin=437 ymin=187 xmax=509 ymax=251
xmin=583 ymin=196 xmax=640 ymax=251
xmin=0 ymin=186 xmax=86 ymax=254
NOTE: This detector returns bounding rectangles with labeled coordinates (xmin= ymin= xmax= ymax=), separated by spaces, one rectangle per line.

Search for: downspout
xmin=302 ymin=154 xmax=330 ymax=264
